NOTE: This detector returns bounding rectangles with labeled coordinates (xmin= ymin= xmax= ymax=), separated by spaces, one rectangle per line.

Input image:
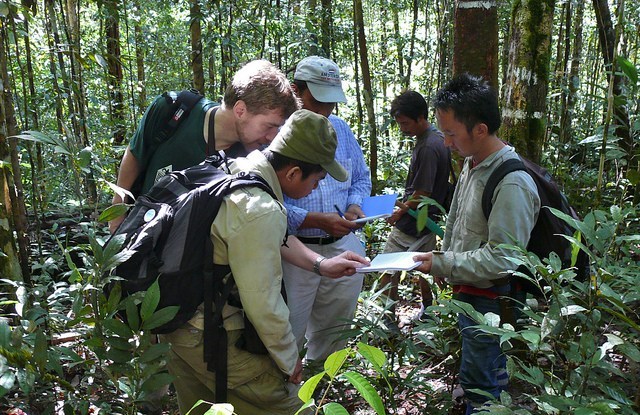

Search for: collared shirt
xmin=431 ymin=146 xmax=540 ymax=288
xmin=284 ymin=115 xmax=371 ymax=237
xmin=190 ymin=151 xmax=298 ymax=375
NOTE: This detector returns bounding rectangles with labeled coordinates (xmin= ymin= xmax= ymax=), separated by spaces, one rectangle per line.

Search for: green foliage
xmin=298 ymin=343 xmax=387 ymax=415
xmin=453 ymin=204 xmax=640 ymax=414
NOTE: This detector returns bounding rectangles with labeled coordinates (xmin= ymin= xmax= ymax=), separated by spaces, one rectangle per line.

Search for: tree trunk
xmin=405 ymin=0 xmax=419 ymax=88
xmin=0 ymin=23 xmax=26 ymax=283
xmin=104 ymin=0 xmax=125 ymax=146
xmin=593 ymin=0 xmax=635 ymax=195
xmin=559 ymin=0 xmax=585 ymax=147
xmin=133 ymin=0 xmax=146 ymax=115
xmin=500 ymin=0 xmax=555 ymax=163
xmin=14 ymin=6 xmax=45 ymax=255
xmin=190 ymin=0 xmax=204 ymax=93
xmin=453 ymin=0 xmax=499 ymax=89
xmin=65 ymin=0 xmax=98 ymax=204
xmin=320 ymin=0 xmax=332 ymax=58
xmin=354 ymin=0 xmax=377 ymax=192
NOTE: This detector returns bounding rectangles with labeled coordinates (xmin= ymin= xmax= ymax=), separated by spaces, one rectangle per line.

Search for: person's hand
xmin=108 ymin=215 xmax=125 ymax=234
xmin=288 ymin=358 xmax=303 ymax=384
xmin=319 ymin=251 xmax=370 ymax=279
xmin=386 ymin=208 xmax=406 ymax=226
xmin=412 ymin=252 xmax=433 ymax=274
xmin=434 ymin=276 xmax=447 ymax=289
xmin=317 ymin=213 xmax=359 ymax=237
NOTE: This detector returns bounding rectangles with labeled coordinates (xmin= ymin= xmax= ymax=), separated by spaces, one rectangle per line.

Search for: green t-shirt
xmin=129 ymin=93 xmax=218 ymax=193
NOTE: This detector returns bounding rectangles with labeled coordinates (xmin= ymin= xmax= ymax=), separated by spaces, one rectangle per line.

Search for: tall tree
xmin=104 ymin=0 xmax=125 ymax=146
xmin=500 ymin=0 xmax=556 ymax=162
xmin=452 ymin=0 xmax=499 ymax=89
xmin=560 ymin=0 xmax=586 ymax=147
xmin=592 ymin=0 xmax=632 ymax=193
xmin=354 ymin=0 xmax=377 ymax=191
xmin=190 ymin=0 xmax=204 ymax=93
xmin=0 ymin=20 xmax=25 ymax=283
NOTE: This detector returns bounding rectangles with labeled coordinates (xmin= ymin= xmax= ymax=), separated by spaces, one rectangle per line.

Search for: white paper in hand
xmin=357 ymin=251 xmax=422 ymax=273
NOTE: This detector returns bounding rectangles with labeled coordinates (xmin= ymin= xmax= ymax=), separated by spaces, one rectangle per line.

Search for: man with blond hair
xmin=110 ymin=59 xmax=300 ymax=232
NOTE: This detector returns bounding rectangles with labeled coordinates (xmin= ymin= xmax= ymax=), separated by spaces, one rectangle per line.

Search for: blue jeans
xmin=454 ymin=286 xmax=511 ymax=414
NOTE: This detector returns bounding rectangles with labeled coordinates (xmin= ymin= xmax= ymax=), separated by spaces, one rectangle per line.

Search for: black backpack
xmin=129 ymin=89 xmax=206 ymax=199
xmin=106 ymin=153 xmax=276 ymax=402
xmin=482 ymin=157 xmax=590 ymax=295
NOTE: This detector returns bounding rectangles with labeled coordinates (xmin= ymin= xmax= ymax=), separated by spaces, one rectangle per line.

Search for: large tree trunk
xmin=354 ymin=0 xmax=377 ymax=193
xmin=453 ymin=0 xmax=499 ymax=89
xmin=0 ymin=23 xmax=26 ymax=283
xmin=190 ymin=0 xmax=204 ymax=93
xmin=104 ymin=0 xmax=125 ymax=146
xmin=500 ymin=0 xmax=555 ymax=163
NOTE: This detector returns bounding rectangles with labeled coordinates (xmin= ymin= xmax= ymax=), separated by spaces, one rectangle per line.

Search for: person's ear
xmin=285 ymin=166 xmax=302 ymax=182
xmin=233 ymin=100 xmax=247 ymax=119
xmin=474 ymin=122 xmax=489 ymax=137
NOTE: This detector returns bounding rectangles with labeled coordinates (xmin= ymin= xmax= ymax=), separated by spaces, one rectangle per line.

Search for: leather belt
xmin=297 ymin=236 xmax=343 ymax=245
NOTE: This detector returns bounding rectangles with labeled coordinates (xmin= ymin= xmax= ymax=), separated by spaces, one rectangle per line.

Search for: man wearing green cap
xmin=163 ymin=109 xmax=365 ymax=415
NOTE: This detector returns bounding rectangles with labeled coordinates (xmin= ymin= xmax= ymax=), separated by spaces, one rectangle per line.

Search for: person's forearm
xmin=112 ymin=147 xmax=141 ymax=204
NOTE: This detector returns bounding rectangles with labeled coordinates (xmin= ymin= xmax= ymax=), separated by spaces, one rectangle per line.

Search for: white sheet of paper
xmin=357 ymin=251 xmax=422 ymax=273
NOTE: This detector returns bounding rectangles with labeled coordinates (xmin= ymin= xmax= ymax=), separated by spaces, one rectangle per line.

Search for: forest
xmin=0 ymin=0 xmax=639 ymax=413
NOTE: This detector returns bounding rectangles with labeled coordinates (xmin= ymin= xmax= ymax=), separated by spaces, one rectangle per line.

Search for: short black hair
xmin=389 ymin=90 xmax=428 ymax=121
xmin=433 ymin=73 xmax=501 ymax=134
xmin=263 ymin=150 xmax=324 ymax=179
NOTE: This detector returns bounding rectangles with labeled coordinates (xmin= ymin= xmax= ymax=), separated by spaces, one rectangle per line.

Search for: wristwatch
xmin=313 ymin=256 xmax=327 ymax=276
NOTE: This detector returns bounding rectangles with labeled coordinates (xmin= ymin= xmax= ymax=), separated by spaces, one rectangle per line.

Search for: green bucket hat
xmin=268 ymin=109 xmax=348 ymax=182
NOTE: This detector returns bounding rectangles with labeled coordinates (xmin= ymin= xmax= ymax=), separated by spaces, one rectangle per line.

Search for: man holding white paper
xmin=381 ymin=90 xmax=451 ymax=324
xmin=282 ymin=56 xmax=372 ymax=363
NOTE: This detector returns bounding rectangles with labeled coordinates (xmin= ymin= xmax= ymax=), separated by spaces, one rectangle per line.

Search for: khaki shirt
xmin=431 ymin=146 xmax=540 ymax=288
xmin=189 ymin=151 xmax=298 ymax=375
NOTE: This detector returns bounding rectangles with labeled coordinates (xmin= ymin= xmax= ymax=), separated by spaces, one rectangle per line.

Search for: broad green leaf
xmin=139 ymin=342 xmax=172 ymax=363
xmin=33 ymin=329 xmax=48 ymax=369
xmin=298 ymin=371 xmax=325 ymax=402
xmin=102 ymin=318 xmax=134 ymax=338
xmin=0 ymin=321 xmax=10 ymax=348
xmin=202 ymin=403 xmax=234 ymax=414
xmin=357 ymin=342 xmax=386 ymax=373
xmin=126 ymin=299 xmax=141 ymax=331
xmin=142 ymin=306 xmax=179 ymax=331
xmin=140 ymin=372 xmax=174 ymax=392
xmin=323 ymin=402 xmax=349 ymax=415
xmin=573 ymin=408 xmax=596 ymax=415
xmin=141 ymin=281 xmax=161 ymax=321
xmin=106 ymin=347 xmax=134 ymax=363
xmin=341 ymin=371 xmax=385 ymax=415
xmin=617 ymin=55 xmax=638 ymax=84
xmin=294 ymin=399 xmax=315 ymax=415
xmin=560 ymin=305 xmax=586 ymax=316
xmin=99 ymin=204 xmax=130 ymax=223
xmin=16 ymin=368 xmax=36 ymax=394
xmin=0 ymin=371 xmax=15 ymax=390
xmin=324 ymin=348 xmax=349 ymax=379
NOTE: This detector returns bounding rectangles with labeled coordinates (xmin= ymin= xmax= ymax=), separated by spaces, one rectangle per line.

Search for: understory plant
xmin=458 ymin=205 xmax=640 ymax=414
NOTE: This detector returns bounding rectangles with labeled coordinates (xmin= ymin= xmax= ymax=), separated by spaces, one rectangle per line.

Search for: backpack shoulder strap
xmin=153 ymin=89 xmax=204 ymax=145
xmin=482 ymin=158 xmax=526 ymax=220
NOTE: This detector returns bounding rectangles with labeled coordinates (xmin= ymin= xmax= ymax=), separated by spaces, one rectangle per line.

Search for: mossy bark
xmin=500 ymin=0 xmax=555 ymax=163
